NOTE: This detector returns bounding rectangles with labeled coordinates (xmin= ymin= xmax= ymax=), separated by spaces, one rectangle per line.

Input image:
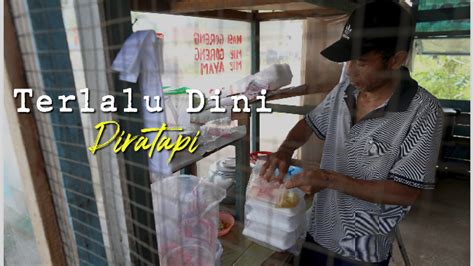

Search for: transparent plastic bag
xmin=151 ymin=175 xmax=226 ymax=266
xmin=200 ymin=117 xmax=239 ymax=139
xmin=243 ymin=160 xmax=306 ymax=255
xmin=246 ymin=160 xmax=303 ymax=208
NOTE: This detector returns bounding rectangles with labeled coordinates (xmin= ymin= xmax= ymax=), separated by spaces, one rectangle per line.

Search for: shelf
xmin=170 ymin=126 xmax=247 ymax=172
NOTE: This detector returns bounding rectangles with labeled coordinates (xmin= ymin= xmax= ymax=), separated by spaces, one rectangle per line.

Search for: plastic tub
xmin=218 ymin=211 xmax=235 ymax=237
xmin=245 ymin=194 xmax=305 ymax=217
xmin=246 ymin=209 xmax=304 ymax=232
xmin=242 ymin=220 xmax=305 ymax=251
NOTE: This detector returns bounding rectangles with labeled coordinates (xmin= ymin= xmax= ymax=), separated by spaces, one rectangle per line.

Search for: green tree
xmin=412 ymin=55 xmax=470 ymax=100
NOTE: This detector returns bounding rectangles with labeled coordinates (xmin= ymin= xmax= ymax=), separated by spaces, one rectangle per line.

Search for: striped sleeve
xmin=304 ymin=85 xmax=339 ymax=140
xmin=388 ymin=103 xmax=444 ymax=189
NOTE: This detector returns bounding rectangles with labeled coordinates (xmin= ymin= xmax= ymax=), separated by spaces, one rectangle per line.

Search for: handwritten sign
xmin=194 ymin=32 xmax=243 ymax=75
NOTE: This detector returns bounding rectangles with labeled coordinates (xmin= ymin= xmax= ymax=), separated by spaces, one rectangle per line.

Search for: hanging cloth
xmin=112 ymin=30 xmax=171 ymax=177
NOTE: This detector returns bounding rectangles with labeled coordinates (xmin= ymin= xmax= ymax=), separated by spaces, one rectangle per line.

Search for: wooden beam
xmin=179 ymin=9 xmax=253 ymax=22
xmin=305 ymin=0 xmax=359 ymax=12
xmin=256 ymin=8 xmax=346 ymax=21
xmin=167 ymin=0 xmax=316 ymax=13
xmin=265 ymin=84 xmax=308 ymax=102
xmin=302 ymin=16 xmax=347 ymax=94
xmin=129 ymin=0 xmax=170 ymax=13
xmin=63 ymin=1 xmax=132 ymax=263
xmin=130 ymin=0 xmax=357 ymax=14
xmin=415 ymin=30 xmax=470 ymax=38
xmin=416 ymin=7 xmax=470 ymax=23
xmin=4 ymin=1 xmax=66 ymax=264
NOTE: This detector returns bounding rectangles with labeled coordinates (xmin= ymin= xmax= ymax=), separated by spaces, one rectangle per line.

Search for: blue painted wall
xmin=26 ymin=0 xmax=107 ymax=264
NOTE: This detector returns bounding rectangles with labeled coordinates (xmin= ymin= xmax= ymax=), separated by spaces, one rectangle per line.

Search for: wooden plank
xmin=265 ymin=85 xmax=308 ymax=102
xmin=220 ymin=221 xmax=294 ymax=265
xmin=4 ymin=1 xmax=66 ymax=264
xmin=417 ymin=7 xmax=470 ymax=23
xmin=63 ymin=1 xmax=132 ymax=264
xmin=262 ymin=251 xmax=294 ymax=265
xmin=169 ymin=127 xmax=247 ymax=172
xmin=299 ymin=14 xmax=344 ymax=169
xmin=302 ymin=16 xmax=347 ymax=94
xmin=456 ymin=113 xmax=470 ymax=125
xmin=234 ymin=243 xmax=275 ymax=265
xmin=61 ymin=3 xmax=114 ymax=263
xmin=415 ymin=30 xmax=470 ymax=38
xmin=182 ymin=9 xmax=253 ymax=21
xmin=131 ymin=0 xmax=311 ymax=13
xmin=130 ymin=0 xmax=356 ymax=14
xmin=220 ymin=222 xmax=254 ymax=265
xmin=304 ymin=0 xmax=357 ymax=12
xmin=129 ymin=0 xmax=170 ymax=12
xmin=230 ymin=2 xmax=323 ymax=11
xmin=440 ymin=99 xmax=470 ymax=112
xmin=257 ymin=8 xmax=346 ymax=21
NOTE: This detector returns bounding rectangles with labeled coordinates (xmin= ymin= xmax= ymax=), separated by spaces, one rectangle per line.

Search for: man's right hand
xmin=259 ymin=118 xmax=313 ymax=182
xmin=259 ymin=149 xmax=293 ymax=182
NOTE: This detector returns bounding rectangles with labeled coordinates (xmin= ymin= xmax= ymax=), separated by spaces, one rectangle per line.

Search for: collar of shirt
xmin=343 ymin=66 xmax=418 ymax=123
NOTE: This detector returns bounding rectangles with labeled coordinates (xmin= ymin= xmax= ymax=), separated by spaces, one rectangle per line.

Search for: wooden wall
xmin=300 ymin=15 xmax=348 ymax=166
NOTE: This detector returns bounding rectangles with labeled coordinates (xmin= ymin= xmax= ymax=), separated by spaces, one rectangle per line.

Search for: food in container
xmin=276 ymin=190 xmax=299 ymax=208
xmin=218 ymin=211 xmax=235 ymax=237
xmin=243 ymin=160 xmax=306 ymax=254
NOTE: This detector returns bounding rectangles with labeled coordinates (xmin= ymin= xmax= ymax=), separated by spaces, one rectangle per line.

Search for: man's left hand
xmin=285 ymin=169 xmax=332 ymax=195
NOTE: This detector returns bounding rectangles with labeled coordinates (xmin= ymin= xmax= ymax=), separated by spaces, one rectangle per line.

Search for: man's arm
xmin=278 ymin=118 xmax=314 ymax=154
xmin=287 ymin=170 xmax=421 ymax=206
xmin=260 ymin=118 xmax=314 ymax=180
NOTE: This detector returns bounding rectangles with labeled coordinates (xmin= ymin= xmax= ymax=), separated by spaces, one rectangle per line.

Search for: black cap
xmin=321 ymin=0 xmax=415 ymax=62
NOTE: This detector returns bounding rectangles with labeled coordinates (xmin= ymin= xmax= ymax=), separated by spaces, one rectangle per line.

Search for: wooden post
xmin=4 ymin=1 xmax=66 ymax=264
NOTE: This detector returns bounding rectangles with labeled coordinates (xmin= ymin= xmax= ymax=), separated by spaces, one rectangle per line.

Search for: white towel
xmin=112 ymin=30 xmax=171 ymax=177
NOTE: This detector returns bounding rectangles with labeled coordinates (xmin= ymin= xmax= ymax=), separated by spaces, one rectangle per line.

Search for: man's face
xmin=346 ymin=51 xmax=393 ymax=92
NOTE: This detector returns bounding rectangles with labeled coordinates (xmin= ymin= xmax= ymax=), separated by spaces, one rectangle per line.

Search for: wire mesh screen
xmin=11 ymin=0 xmax=107 ymax=264
xmin=11 ymin=0 xmax=312 ymax=265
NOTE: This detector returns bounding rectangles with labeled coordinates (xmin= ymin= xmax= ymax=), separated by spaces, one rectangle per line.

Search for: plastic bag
xmin=246 ymin=160 xmax=302 ymax=208
xmin=151 ymin=175 xmax=226 ymax=266
xmin=243 ymin=160 xmax=306 ymax=255
xmin=200 ymin=117 xmax=238 ymax=139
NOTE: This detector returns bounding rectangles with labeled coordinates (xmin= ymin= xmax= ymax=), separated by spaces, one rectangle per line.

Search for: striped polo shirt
xmin=304 ymin=67 xmax=444 ymax=263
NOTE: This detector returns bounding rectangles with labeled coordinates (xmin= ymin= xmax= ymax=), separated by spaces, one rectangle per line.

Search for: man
xmin=260 ymin=1 xmax=444 ymax=265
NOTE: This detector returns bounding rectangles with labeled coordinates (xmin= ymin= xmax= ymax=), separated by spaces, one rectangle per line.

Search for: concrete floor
xmin=390 ymin=177 xmax=470 ymax=266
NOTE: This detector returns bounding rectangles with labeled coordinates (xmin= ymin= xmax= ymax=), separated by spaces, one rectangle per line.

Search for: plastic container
xmin=243 ymin=160 xmax=306 ymax=254
xmin=242 ymin=220 xmax=305 ymax=251
xmin=151 ymin=175 xmax=226 ymax=266
xmin=218 ymin=211 xmax=235 ymax=237
xmin=249 ymin=151 xmax=272 ymax=164
xmin=245 ymin=197 xmax=305 ymax=232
